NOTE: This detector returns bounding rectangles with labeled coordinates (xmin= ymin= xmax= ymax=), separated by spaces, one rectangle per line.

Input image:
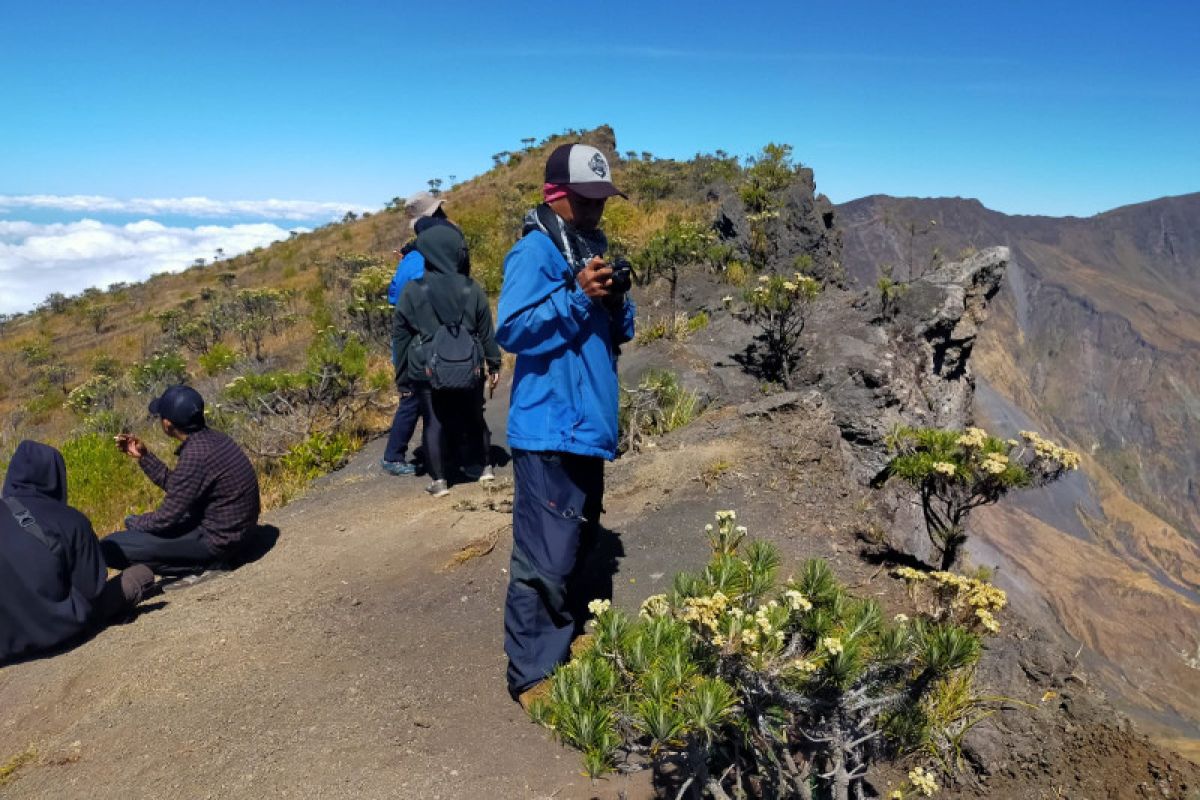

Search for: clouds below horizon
xmin=0 ymin=218 xmax=303 ymax=315
xmin=0 ymin=194 xmax=372 ymax=221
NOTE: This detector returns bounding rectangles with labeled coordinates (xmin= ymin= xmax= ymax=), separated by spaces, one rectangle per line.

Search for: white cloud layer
xmin=0 ymin=219 xmax=304 ymax=315
xmin=0 ymin=194 xmax=372 ymax=221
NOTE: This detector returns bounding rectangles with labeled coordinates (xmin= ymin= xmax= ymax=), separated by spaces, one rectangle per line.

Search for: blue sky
xmin=1 ymin=1 xmax=1198 ymax=311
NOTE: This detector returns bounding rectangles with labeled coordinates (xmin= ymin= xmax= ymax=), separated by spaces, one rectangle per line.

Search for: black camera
xmin=608 ymin=257 xmax=633 ymax=294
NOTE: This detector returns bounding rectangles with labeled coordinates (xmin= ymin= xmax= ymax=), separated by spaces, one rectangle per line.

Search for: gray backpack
xmin=420 ymin=283 xmax=484 ymax=390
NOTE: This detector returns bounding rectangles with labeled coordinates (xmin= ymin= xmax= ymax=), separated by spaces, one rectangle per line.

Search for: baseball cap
xmin=544 ymin=144 xmax=627 ymax=200
xmin=405 ymin=191 xmax=446 ymax=231
xmin=148 ymin=385 xmax=206 ymax=432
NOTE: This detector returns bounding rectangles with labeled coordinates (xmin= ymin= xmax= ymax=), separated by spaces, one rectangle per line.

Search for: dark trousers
xmin=383 ymin=391 xmax=421 ymax=464
xmin=415 ymin=386 xmax=489 ymax=481
xmin=94 ymin=565 xmax=156 ymax=619
xmin=100 ymin=526 xmax=218 ymax=573
xmin=504 ymin=449 xmax=604 ymax=696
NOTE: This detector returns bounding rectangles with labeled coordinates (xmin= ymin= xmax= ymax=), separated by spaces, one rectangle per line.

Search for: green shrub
xmin=885 ymin=426 xmax=1081 ymax=569
xmin=129 ymin=350 xmax=189 ymax=395
xmin=531 ymin=511 xmax=989 ymax=800
xmin=59 ymin=432 xmax=161 ymax=533
xmin=279 ymin=431 xmax=356 ymax=481
xmin=743 ymin=271 xmax=821 ymax=388
xmin=65 ymin=375 xmax=120 ymax=416
xmin=618 ymin=370 xmax=701 ymax=453
xmin=198 ymin=342 xmax=239 ymax=376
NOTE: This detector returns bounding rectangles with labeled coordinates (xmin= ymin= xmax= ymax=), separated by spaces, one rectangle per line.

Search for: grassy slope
xmin=0 ymin=126 xmax=718 ymax=532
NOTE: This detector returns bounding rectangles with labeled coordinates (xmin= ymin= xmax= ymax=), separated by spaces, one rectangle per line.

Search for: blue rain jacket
xmin=387 ymin=251 xmax=425 ymax=305
xmin=496 ymin=231 xmax=635 ymax=460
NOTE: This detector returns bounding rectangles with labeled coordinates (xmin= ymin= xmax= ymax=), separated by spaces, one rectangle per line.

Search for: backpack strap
xmin=2 ymin=496 xmax=61 ymax=555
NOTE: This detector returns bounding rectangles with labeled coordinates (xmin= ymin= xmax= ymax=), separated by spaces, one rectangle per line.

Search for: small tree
xmin=231 ymin=288 xmax=295 ymax=362
xmin=743 ymin=271 xmax=821 ymax=388
xmin=531 ymin=511 xmax=990 ymax=800
xmin=81 ymin=302 xmax=111 ymax=334
xmin=885 ymin=426 xmax=1081 ymax=569
xmin=638 ymin=217 xmax=716 ymax=323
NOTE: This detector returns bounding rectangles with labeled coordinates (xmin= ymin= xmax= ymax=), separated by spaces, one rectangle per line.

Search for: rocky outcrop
xmin=836 ymin=192 xmax=1200 ymax=756
xmin=794 ymin=248 xmax=1008 ymax=562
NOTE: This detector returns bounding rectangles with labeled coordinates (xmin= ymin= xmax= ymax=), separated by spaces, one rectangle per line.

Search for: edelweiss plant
xmin=885 ymin=426 xmax=1081 ymax=569
xmin=743 ymin=271 xmax=821 ymax=388
xmin=529 ymin=511 xmax=988 ymax=800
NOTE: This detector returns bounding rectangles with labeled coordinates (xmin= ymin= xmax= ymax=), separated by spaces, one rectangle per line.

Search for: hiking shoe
xmin=517 ymin=680 xmax=552 ymax=712
xmin=479 ymin=465 xmax=496 ymax=484
xmin=160 ymin=565 xmax=229 ymax=593
xmin=426 ymin=479 xmax=450 ymax=498
xmin=381 ymin=459 xmax=416 ymax=476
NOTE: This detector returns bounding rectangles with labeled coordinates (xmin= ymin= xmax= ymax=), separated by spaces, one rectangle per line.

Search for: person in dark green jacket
xmin=392 ymin=224 xmax=501 ymax=497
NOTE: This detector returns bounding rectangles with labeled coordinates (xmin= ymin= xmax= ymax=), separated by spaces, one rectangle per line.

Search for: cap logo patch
xmin=588 ymin=153 xmax=608 ymax=178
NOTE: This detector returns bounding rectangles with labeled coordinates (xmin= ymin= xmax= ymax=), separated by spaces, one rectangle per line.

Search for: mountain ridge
xmin=837 ymin=190 xmax=1200 ymax=755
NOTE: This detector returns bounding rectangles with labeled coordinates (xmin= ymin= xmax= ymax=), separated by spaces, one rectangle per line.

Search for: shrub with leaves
xmin=885 ymin=426 xmax=1081 ymax=569
xmin=637 ymin=216 xmax=719 ymax=321
xmin=198 ymin=342 xmax=240 ymax=376
xmin=65 ymin=375 xmax=120 ymax=416
xmin=220 ymin=328 xmax=381 ymax=458
xmin=346 ymin=263 xmax=394 ymax=347
xmin=530 ymin=511 xmax=989 ymax=800
xmin=129 ymin=349 xmax=189 ymax=395
xmin=618 ymin=370 xmax=702 ymax=454
xmin=742 ymin=271 xmax=821 ymax=388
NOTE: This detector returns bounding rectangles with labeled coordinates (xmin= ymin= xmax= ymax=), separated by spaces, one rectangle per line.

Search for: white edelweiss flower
xmin=587 ymin=599 xmax=611 ymax=615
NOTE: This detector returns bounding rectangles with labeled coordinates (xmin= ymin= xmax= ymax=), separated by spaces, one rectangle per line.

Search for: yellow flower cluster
xmin=894 ymin=569 xmax=1006 ymax=633
xmin=715 ymin=509 xmax=737 ymax=523
xmin=908 ymin=766 xmax=939 ymax=796
xmin=784 ymin=589 xmax=813 ymax=612
xmin=975 ymin=608 xmax=1000 ymax=634
xmin=1019 ymin=430 xmax=1081 ymax=470
xmin=587 ymin=599 xmax=612 ymax=615
xmin=929 ymin=571 xmax=1007 ymax=612
xmin=639 ymin=594 xmax=670 ymax=619
xmin=980 ymin=452 xmax=1009 ymax=475
xmin=680 ymin=592 xmax=729 ymax=633
xmin=932 ymin=461 xmax=957 ymax=476
xmin=822 ymin=636 xmax=844 ymax=656
xmin=956 ymin=427 xmax=987 ymax=448
xmin=788 ymin=657 xmax=819 ymax=674
xmin=893 ymin=566 xmax=927 ymax=582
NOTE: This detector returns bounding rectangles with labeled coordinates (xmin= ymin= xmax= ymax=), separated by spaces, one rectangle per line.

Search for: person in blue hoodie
xmin=495 ymin=143 xmax=635 ymax=703
xmin=1 ymin=440 xmax=154 ymax=663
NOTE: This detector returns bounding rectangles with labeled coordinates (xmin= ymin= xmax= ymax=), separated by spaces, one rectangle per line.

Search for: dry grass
xmin=0 ymin=748 xmax=36 ymax=787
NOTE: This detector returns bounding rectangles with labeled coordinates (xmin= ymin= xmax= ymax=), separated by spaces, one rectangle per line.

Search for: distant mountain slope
xmin=838 ymin=192 xmax=1200 ymax=754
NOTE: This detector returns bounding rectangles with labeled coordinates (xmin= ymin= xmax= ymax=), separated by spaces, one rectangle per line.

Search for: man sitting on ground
xmin=2 ymin=440 xmax=154 ymax=663
xmin=103 ymin=385 xmax=260 ymax=577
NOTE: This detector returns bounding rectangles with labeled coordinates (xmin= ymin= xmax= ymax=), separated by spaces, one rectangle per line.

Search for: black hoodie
xmin=392 ymin=225 xmax=501 ymax=387
xmin=1 ymin=440 xmax=107 ymax=662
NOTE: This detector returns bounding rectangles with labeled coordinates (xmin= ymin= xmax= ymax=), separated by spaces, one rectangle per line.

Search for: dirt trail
xmin=0 ymin=394 xmax=678 ymax=800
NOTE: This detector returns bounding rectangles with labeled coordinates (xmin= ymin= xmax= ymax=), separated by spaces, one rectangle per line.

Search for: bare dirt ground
xmin=3 ymin=389 xmax=1197 ymax=799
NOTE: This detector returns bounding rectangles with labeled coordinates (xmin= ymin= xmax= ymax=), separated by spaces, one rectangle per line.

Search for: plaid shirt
xmin=127 ymin=428 xmax=261 ymax=551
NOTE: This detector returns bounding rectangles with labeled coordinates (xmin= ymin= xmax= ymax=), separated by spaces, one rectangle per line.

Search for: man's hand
xmin=577 ymin=257 xmax=613 ymax=301
xmin=114 ymin=434 xmax=146 ymax=460
xmin=488 ymin=371 xmax=500 ymax=398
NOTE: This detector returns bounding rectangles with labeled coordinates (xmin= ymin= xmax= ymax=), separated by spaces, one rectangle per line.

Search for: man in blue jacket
xmin=496 ymin=143 xmax=635 ymax=703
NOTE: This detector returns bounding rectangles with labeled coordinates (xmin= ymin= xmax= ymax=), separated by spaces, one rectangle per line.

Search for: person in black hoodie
xmin=392 ymin=224 xmax=501 ymax=497
xmin=1 ymin=440 xmax=154 ymax=663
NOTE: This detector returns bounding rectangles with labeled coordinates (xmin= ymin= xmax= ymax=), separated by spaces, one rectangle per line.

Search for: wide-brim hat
xmin=545 ymin=144 xmax=627 ymax=200
xmin=405 ymin=191 xmax=447 ymax=230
